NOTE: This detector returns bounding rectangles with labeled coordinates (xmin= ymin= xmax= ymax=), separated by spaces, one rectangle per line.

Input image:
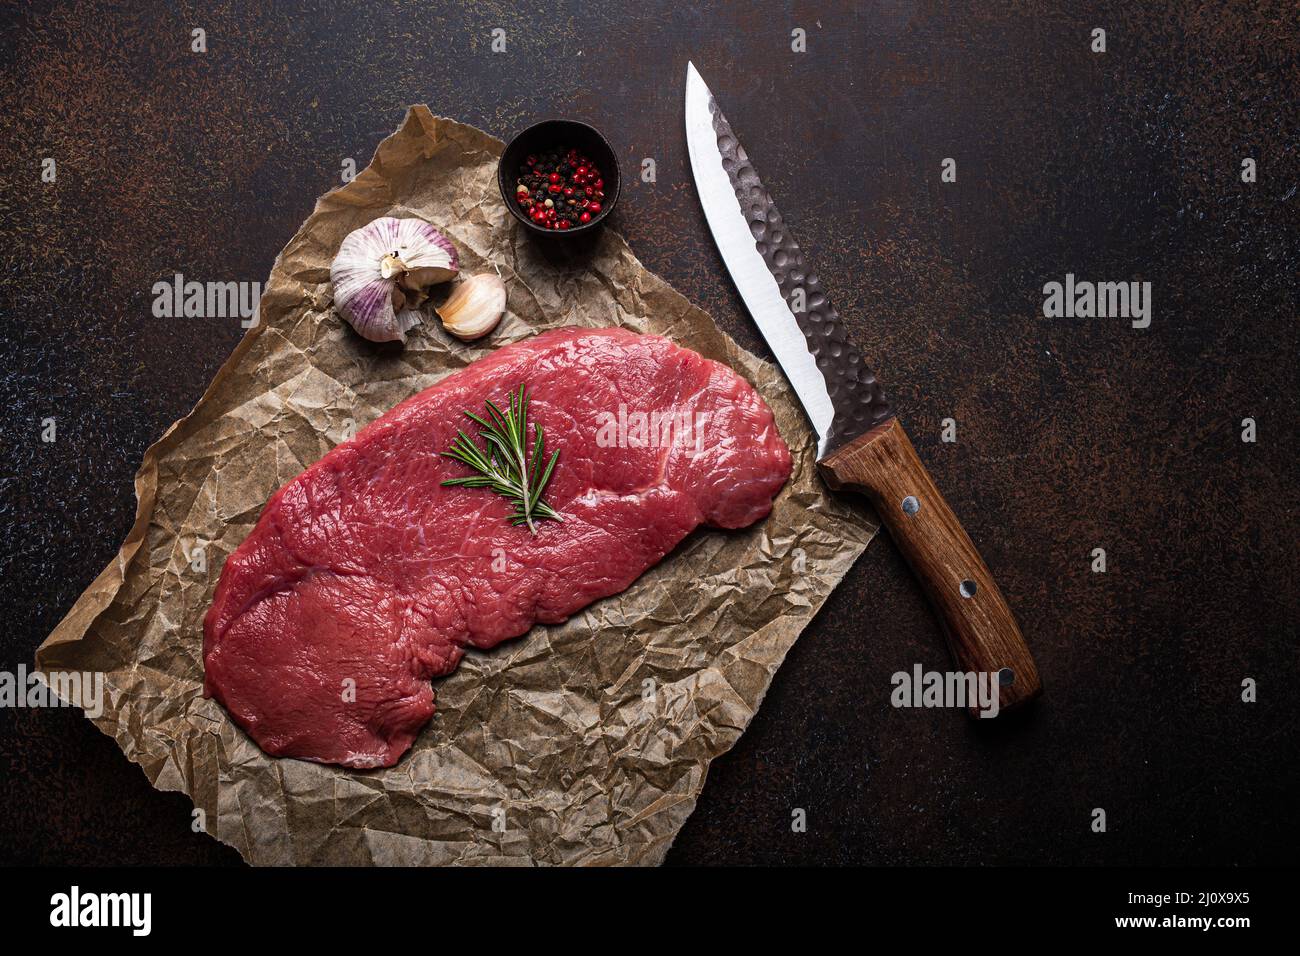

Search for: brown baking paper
xmin=36 ymin=107 xmax=877 ymax=865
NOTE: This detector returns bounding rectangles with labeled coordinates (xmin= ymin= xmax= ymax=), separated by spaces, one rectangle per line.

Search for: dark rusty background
xmin=1 ymin=0 xmax=1296 ymax=866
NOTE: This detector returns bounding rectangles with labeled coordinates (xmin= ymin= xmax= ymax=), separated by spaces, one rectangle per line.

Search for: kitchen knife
xmin=685 ymin=62 xmax=1041 ymax=711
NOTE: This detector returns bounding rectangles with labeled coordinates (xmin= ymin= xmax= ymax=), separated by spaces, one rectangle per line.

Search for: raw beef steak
xmin=203 ymin=327 xmax=792 ymax=768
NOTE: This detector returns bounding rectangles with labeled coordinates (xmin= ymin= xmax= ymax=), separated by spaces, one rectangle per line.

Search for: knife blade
xmin=685 ymin=62 xmax=1041 ymax=712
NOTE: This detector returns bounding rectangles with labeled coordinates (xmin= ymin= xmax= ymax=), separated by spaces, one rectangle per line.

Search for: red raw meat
xmin=203 ymin=327 xmax=791 ymax=768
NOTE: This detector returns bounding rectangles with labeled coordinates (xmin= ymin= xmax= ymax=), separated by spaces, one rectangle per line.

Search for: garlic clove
xmin=401 ymin=264 xmax=458 ymax=290
xmin=436 ymin=273 xmax=507 ymax=341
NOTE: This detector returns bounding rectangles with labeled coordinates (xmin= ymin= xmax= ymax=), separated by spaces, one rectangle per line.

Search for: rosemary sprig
xmin=440 ymin=384 xmax=562 ymax=534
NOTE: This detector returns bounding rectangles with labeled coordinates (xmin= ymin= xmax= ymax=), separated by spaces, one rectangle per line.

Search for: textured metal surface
xmin=1 ymin=0 xmax=1298 ymax=867
xmin=693 ymin=66 xmax=892 ymax=455
xmin=686 ymin=64 xmax=841 ymax=455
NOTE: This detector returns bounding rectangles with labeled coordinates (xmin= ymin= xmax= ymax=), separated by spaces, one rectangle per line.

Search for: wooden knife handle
xmin=819 ymin=418 xmax=1041 ymax=713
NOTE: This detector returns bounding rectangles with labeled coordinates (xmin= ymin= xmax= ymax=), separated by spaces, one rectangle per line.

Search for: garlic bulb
xmin=436 ymin=273 xmax=507 ymax=341
xmin=330 ymin=217 xmax=459 ymax=343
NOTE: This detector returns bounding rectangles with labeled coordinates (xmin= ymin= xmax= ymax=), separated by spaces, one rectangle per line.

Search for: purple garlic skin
xmin=331 ymin=217 xmax=459 ymax=343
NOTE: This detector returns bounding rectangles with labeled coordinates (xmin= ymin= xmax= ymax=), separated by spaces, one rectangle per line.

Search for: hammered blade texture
xmin=709 ymin=96 xmax=893 ymax=453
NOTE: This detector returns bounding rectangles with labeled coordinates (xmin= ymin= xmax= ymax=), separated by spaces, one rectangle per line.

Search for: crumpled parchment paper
xmin=35 ymin=107 xmax=877 ymax=865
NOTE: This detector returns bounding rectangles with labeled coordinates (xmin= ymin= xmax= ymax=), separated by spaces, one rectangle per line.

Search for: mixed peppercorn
xmin=513 ymin=147 xmax=607 ymax=230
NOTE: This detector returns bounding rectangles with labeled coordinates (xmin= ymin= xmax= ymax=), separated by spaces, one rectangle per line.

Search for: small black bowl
xmin=499 ymin=119 xmax=621 ymax=237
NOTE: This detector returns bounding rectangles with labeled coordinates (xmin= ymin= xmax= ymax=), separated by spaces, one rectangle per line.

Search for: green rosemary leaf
xmin=532 ymin=448 xmax=560 ymax=511
xmin=440 ymin=385 xmax=563 ymax=534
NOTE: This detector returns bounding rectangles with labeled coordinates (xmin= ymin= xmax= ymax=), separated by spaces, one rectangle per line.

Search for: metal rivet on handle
xmin=998 ymin=667 xmax=1015 ymax=686
xmin=901 ymin=495 xmax=920 ymax=516
xmin=960 ymin=579 xmax=977 ymax=598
